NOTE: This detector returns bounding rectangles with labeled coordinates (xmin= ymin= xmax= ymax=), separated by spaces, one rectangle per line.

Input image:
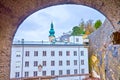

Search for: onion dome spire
xmin=49 ymin=22 xmax=55 ymax=37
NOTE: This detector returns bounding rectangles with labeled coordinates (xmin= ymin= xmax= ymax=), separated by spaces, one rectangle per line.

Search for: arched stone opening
xmin=0 ymin=0 xmax=120 ymax=80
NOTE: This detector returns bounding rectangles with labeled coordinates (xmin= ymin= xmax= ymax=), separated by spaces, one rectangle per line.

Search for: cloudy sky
xmin=14 ymin=4 xmax=105 ymax=41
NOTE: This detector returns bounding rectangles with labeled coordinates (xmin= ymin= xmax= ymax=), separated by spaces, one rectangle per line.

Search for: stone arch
xmin=0 ymin=0 xmax=120 ymax=80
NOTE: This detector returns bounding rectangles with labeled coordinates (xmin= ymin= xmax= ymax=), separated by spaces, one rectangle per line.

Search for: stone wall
xmin=89 ymin=19 xmax=120 ymax=80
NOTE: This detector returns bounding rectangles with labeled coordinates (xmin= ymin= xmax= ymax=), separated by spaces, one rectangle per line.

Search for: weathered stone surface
xmin=89 ymin=19 xmax=120 ymax=80
xmin=0 ymin=0 xmax=120 ymax=80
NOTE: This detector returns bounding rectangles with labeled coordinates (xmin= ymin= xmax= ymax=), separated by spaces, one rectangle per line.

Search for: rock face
xmin=89 ymin=19 xmax=120 ymax=80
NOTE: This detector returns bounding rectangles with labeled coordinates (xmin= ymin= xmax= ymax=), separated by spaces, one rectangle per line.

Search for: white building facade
xmin=10 ymin=36 xmax=89 ymax=80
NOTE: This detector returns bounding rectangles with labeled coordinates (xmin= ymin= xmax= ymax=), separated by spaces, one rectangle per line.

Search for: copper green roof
xmin=49 ymin=22 xmax=55 ymax=37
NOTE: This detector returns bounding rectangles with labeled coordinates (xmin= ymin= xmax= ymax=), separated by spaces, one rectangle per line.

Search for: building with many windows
xmin=10 ymin=23 xmax=89 ymax=80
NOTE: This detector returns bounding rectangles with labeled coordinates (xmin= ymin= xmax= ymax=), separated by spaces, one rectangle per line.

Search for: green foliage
xmin=71 ymin=25 xmax=85 ymax=36
xmin=94 ymin=20 xmax=102 ymax=30
xmin=71 ymin=19 xmax=86 ymax=36
xmin=71 ymin=26 xmax=80 ymax=36
xmin=71 ymin=19 xmax=102 ymax=36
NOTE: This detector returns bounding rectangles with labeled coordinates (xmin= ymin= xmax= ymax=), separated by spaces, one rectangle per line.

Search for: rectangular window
xmin=25 ymin=51 xmax=29 ymax=57
xmin=51 ymin=61 xmax=55 ymax=66
xmin=74 ymin=69 xmax=78 ymax=74
xmin=34 ymin=61 xmax=38 ymax=67
xmin=33 ymin=71 xmax=37 ymax=76
xmin=42 ymin=61 xmax=46 ymax=66
xmin=59 ymin=51 xmax=62 ymax=56
xmin=74 ymin=51 xmax=77 ymax=56
xmin=15 ymin=72 xmax=20 ymax=78
xmin=59 ymin=70 xmax=63 ymax=75
xmin=67 ymin=70 xmax=70 ymax=75
xmin=81 ymin=60 xmax=84 ymax=65
xmin=34 ymin=51 xmax=38 ymax=56
xmin=81 ymin=51 xmax=84 ymax=56
xmin=81 ymin=69 xmax=85 ymax=74
xmin=51 ymin=70 xmax=55 ymax=75
xmin=59 ymin=61 xmax=62 ymax=66
xmin=76 ymin=38 xmax=79 ymax=42
xmin=24 ymin=71 xmax=29 ymax=77
xmin=42 ymin=71 xmax=46 ymax=76
xmin=66 ymin=60 xmax=70 ymax=66
xmin=16 ymin=61 xmax=20 ymax=68
xmin=43 ymin=51 xmax=46 ymax=56
xmin=25 ymin=61 xmax=29 ymax=67
xmin=16 ymin=51 xmax=21 ymax=57
xmin=51 ymin=51 xmax=55 ymax=56
xmin=66 ymin=51 xmax=70 ymax=56
xmin=74 ymin=60 xmax=77 ymax=65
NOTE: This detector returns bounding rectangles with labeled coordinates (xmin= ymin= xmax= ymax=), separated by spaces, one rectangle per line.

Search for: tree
xmin=71 ymin=26 xmax=81 ymax=36
xmin=79 ymin=19 xmax=85 ymax=34
xmin=85 ymin=20 xmax=94 ymax=35
xmin=94 ymin=20 xmax=102 ymax=30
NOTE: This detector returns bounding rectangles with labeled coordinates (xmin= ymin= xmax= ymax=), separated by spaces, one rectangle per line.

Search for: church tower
xmin=49 ymin=22 xmax=55 ymax=42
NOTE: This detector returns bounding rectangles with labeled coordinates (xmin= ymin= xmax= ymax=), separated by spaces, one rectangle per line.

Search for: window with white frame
xmin=16 ymin=51 xmax=21 ymax=57
xmin=42 ymin=71 xmax=46 ymax=76
xmin=66 ymin=60 xmax=70 ymax=66
xmin=25 ymin=51 xmax=29 ymax=57
xmin=43 ymin=51 xmax=46 ymax=56
xmin=33 ymin=71 xmax=37 ymax=76
xmin=42 ymin=61 xmax=46 ymax=66
xmin=81 ymin=51 xmax=84 ymax=56
xmin=76 ymin=38 xmax=79 ymax=42
xmin=34 ymin=61 xmax=38 ymax=67
xmin=74 ymin=60 xmax=77 ymax=65
xmin=51 ymin=51 xmax=55 ymax=56
xmin=66 ymin=70 xmax=70 ymax=75
xmin=51 ymin=70 xmax=55 ymax=75
xmin=59 ymin=51 xmax=62 ymax=56
xmin=66 ymin=51 xmax=70 ymax=56
xmin=16 ymin=61 xmax=21 ymax=68
xmin=81 ymin=60 xmax=84 ymax=65
xmin=59 ymin=70 xmax=63 ymax=75
xmin=15 ymin=72 xmax=20 ymax=78
xmin=74 ymin=69 xmax=78 ymax=74
xmin=59 ymin=60 xmax=62 ymax=66
xmin=81 ymin=69 xmax=85 ymax=74
xmin=51 ymin=61 xmax=55 ymax=66
xmin=24 ymin=71 xmax=29 ymax=77
xmin=25 ymin=61 xmax=29 ymax=67
xmin=73 ymin=51 xmax=77 ymax=56
xmin=34 ymin=51 xmax=38 ymax=56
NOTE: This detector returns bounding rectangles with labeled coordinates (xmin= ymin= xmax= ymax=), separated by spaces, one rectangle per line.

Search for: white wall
xmin=10 ymin=44 xmax=89 ymax=80
xmin=70 ymin=36 xmax=83 ymax=44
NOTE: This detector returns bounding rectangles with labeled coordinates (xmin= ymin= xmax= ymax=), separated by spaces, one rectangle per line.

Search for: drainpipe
xmin=21 ymin=39 xmax=24 ymax=80
xmin=78 ymin=46 xmax=81 ymax=80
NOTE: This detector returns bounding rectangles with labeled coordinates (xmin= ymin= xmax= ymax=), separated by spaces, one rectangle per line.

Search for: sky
xmin=14 ymin=4 xmax=105 ymax=41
